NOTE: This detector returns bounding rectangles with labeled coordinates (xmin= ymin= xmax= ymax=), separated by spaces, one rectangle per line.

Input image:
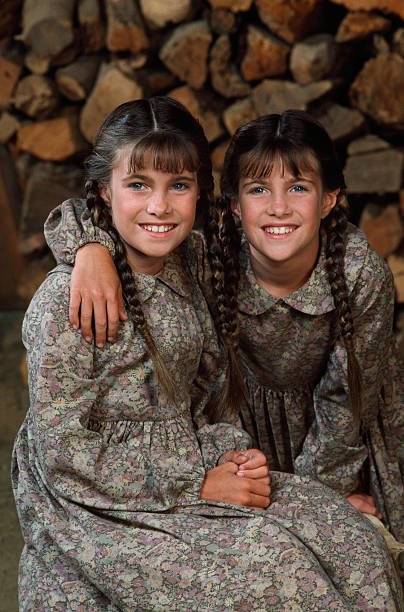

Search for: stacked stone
xmin=0 ymin=0 xmax=403 ymax=318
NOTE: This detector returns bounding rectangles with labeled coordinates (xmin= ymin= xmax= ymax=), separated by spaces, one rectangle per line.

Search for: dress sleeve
xmin=295 ymin=245 xmax=395 ymax=495
xmin=23 ymin=270 xmax=153 ymax=510
xmin=187 ymin=265 xmax=251 ymax=471
xmin=44 ymin=198 xmax=115 ymax=265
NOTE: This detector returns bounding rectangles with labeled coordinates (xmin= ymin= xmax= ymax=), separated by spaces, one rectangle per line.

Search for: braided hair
xmin=84 ymin=97 xmax=214 ymax=405
xmin=207 ymin=109 xmax=362 ymax=429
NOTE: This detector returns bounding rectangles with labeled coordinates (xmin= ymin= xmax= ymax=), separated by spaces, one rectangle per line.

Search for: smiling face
xmin=233 ymin=155 xmax=338 ymax=287
xmin=101 ymin=150 xmax=198 ymax=274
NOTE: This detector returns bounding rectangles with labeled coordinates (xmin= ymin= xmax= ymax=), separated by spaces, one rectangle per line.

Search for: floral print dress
xmin=233 ymin=225 xmax=404 ymax=543
xmin=15 ymin=198 xmax=400 ymax=610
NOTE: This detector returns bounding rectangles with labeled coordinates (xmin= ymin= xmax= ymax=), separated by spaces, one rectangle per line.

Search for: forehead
xmin=239 ymin=148 xmax=320 ymax=181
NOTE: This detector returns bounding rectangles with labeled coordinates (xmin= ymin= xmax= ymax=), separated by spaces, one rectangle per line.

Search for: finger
xmin=69 ymin=288 xmax=82 ymax=330
xmin=246 ymin=494 xmax=270 ymax=509
xmin=237 ymin=466 xmax=270 ymax=480
xmin=79 ymin=296 xmax=95 ymax=342
xmin=106 ymin=298 xmax=120 ymax=343
xmin=118 ymin=290 xmax=127 ymax=321
xmin=93 ymin=300 xmax=108 ymax=347
xmin=247 ymin=480 xmax=271 ymax=498
xmin=237 ymin=452 xmax=267 ymax=471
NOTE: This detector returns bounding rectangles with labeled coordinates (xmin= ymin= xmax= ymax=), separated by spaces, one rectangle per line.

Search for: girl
xmin=31 ymin=99 xmax=403 ymax=609
xmin=51 ymin=111 xmax=404 ymax=545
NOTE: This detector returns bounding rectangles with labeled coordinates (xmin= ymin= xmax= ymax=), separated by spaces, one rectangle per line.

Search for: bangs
xmin=239 ymin=145 xmax=319 ymax=180
xmin=126 ymin=131 xmax=199 ymax=175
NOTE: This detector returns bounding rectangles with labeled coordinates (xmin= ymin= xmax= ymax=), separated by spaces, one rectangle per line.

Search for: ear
xmin=231 ymin=197 xmax=241 ymax=218
xmin=321 ymin=188 xmax=339 ymax=219
xmin=100 ymin=184 xmax=111 ymax=206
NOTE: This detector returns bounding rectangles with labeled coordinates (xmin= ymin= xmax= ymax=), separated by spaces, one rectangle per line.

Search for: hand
xmin=70 ymin=243 xmax=126 ymax=346
xmin=200 ymin=462 xmax=270 ymax=509
xmin=218 ymin=448 xmax=269 ymax=480
xmin=346 ymin=492 xmax=382 ymax=519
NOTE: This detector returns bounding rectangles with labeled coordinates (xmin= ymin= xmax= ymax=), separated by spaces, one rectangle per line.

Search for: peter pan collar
xmin=238 ymin=231 xmax=335 ymax=316
xmin=134 ymin=244 xmax=193 ymax=302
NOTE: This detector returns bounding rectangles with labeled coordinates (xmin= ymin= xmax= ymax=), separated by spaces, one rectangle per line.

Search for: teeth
xmin=142 ymin=225 xmax=174 ymax=233
xmin=265 ymin=226 xmax=294 ymax=235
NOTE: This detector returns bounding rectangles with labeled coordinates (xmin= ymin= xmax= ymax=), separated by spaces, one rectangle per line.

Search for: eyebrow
xmin=241 ymin=175 xmax=315 ymax=186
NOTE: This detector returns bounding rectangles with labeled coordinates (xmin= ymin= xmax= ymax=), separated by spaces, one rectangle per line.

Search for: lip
xmin=261 ymin=224 xmax=298 ymax=239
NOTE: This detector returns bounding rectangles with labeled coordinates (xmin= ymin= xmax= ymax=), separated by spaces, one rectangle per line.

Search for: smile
xmin=140 ymin=224 xmax=176 ymax=233
xmin=263 ymin=226 xmax=296 ymax=235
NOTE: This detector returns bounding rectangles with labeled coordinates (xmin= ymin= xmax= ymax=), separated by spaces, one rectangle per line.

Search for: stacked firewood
xmin=0 ymin=0 xmax=403 ymax=345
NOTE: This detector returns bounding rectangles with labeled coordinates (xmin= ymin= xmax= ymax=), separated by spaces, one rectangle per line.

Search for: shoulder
xmin=344 ymin=223 xmax=393 ymax=292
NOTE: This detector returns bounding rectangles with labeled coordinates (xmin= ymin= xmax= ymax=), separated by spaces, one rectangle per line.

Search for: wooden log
xmin=0 ymin=144 xmax=25 ymax=309
xmin=17 ymin=113 xmax=88 ymax=161
xmin=19 ymin=0 xmax=76 ymax=59
xmin=159 ymin=21 xmax=212 ymax=89
xmin=14 ymin=74 xmax=59 ymax=118
xmin=105 ymin=0 xmax=149 ymax=54
xmin=240 ymin=25 xmax=289 ymax=81
xmin=0 ymin=0 xmax=22 ymax=40
xmin=80 ymin=63 xmax=143 ymax=143
xmin=208 ymin=0 xmax=253 ymax=11
xmin=336 ymin=11 xmax=391 ymax=43
xmin=329 ymin=0 xmax=404 ymax=20
xmin=210 ymin=34 xmax=251 ymax=98
xmin=0 ymin=56 xmax=22 ymax=106
xmin=168 ymin=85 xmax=224 ymax=143
xmin=0 ymin=111 xmax=20 ymax=143
xmin=56 ymin=56 xmax=101 ymax=101
xmin=78 ymin=0 xmax=105 ymax=53
xmin=139 ymin=0 xmax=192 ymax=29
xmin=223 ymin=97 xmax=257 ymax=135
xmin=255 ymin=0 xmax=325 ymax=44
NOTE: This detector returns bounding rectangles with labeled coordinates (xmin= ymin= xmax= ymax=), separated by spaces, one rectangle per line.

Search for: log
xmin=159 ymin=20 xmax=212 ymax=89
xmin=78 ymin=0 xmax=105 ymax=53
xmin=139 ymin=0 xmax=192 ymax=29
xmin=290 ymin=34 xmax=336 ymax=85
xmin=360 ymin=204 xmax=403 ymax=258
xmin=168 ymin=85 xmax=224 ymax=143
xmin=329 ymin=0 xmax=404 ymax=20
xmin=105 ymin=0 xmax=149 ymax=54
xmin=336 ymin=11 xmax=391 ymax=43
xmin=56 ymin=56 xmax=101 ymax=101
xmin=0 ymin=111 xmax=20 ymax=143
xmin=14 ymin=74 xmax=59 ymax=118
xmin=20 ymin=0 xmax=76 ymax=59
xmin=208 ymin=0 xmax=253 ymax=11
xmin=17 ymin=113 xmax=88 ymax=161
xmin=80 ymin=63 xmax=143 ymax=143
xmin=0 ymin=0 xmax=22 ymax=39
xmin=0 ymin=145 xmax=25 ymax=309
xmin=240 ymin=25 xmax=289 ymax=82
xmin=210 ymin=34 xmax=251 ymax=98
xmin=344 ymin=149 xmax=403 ymax=194
xmin=0 ymin=56 xmax=22 ymax=106
xmin=255 ymin=0 xmax=325 ymax=44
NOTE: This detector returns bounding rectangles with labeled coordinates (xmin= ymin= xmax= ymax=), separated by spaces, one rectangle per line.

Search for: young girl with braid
xmin=32 ymin=100 xmax=404 ymax=608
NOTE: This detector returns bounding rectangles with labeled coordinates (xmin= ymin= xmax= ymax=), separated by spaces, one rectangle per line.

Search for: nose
xmin=146 ymin=190 xmax=170 ymax=216
xmin=267 ymin=192 xmax=290 ymax=217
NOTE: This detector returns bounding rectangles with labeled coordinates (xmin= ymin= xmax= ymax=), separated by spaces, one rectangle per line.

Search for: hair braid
xmin=85 ymin=179 xmax=178 ymax=404
xmin=204 ymin=196 xmax=247 ymax=421
xmin=323 ymin=194 xmax=362 ymax=431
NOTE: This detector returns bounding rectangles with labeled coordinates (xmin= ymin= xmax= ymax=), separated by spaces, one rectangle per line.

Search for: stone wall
xmin=0 ymin=0 xmax=403 ymax=338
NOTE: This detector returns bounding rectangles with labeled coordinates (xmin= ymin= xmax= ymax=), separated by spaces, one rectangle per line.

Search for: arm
xmin=44 ymin=199 xmax=126 ymax=344
xmin=295 ymin=245 xmax=396 ymax=503
xmin=23 ymin=270 xmax=158 ymax=511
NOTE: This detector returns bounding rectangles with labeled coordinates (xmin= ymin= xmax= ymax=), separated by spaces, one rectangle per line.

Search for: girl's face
xmin=102 ymin=151 xmax=199 ymax=274
xmin=233 ymin=156 xmax=338 ymax=275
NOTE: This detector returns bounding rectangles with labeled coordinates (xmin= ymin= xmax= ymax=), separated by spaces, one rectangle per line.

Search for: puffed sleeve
xmin=187 ymin=237 xmax=251 ymax=470
xmin=295 ymin=243 xmax=400 ymax=496
xmin=44 ymin=198 xmax=115 ymax=264
xmin=23 ymin=268 xmax=155 ymax=510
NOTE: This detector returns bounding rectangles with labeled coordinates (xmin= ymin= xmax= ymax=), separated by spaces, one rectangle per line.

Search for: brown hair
xmin=85 ymin=96 xmax=214 ymax=406
xmin=206 ymin=109 xmax=362 ymax=429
